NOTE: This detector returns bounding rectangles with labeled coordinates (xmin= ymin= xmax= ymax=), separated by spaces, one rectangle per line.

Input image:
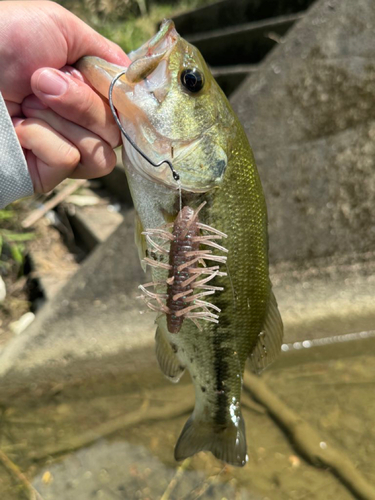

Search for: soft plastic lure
xmin=139 ymin=202 xmax=228 ymax=333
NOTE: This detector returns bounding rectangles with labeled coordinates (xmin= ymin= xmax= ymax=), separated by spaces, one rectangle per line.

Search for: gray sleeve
xmin=0 ymin=92 xmax=34 ymax=208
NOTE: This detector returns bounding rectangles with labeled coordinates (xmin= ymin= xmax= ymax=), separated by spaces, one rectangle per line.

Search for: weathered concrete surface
xmin=0 ymin=211 xmax=156 ymax=388
xmin=68 ymin=202 xmax=123 ymax=251
xmin=231 ymin=0 xmax=375 ymax=263
xmin=186 ymin=13 xmax=303 ymax=66
xmin=272 ymin=251 xmax=375 ymax=341
xmin=173 ymin=0 xmax=315 ymax=36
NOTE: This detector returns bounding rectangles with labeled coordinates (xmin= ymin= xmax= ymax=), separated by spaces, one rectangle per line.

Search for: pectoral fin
xmin=135 ymin=211 xmax=147 ymax=272
xmin=155 ymin=327 xmax=185 ymax=383
xmin=248 ymin=288 xmax=284 ymax=373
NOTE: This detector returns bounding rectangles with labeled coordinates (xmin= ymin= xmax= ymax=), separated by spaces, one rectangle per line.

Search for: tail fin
xmin=174 ymin=412 xmax=247 ymax=467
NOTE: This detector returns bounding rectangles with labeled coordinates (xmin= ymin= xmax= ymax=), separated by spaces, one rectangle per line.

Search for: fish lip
xmin=125 ymin=21 xmax=178 ymax=85
xmin=148 ymin=20 xmax=178 ymax=51
xmin=129 ymin=20 xmax=178 ymax=63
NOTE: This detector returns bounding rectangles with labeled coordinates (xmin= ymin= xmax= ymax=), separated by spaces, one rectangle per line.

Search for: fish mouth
xmin=129 ymin=20 xmax=177 ymax=61
xmin=117 ymin=20 xmax=222 ymax=192
xmin=126 ymin=20 xmax=178 ymax=83
xmin=117 ymin=20 xmax=227 ymax=192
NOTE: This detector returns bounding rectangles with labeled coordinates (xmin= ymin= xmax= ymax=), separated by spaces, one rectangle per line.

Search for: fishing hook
xmin=108 ymin=70 xmax=180 ymax=182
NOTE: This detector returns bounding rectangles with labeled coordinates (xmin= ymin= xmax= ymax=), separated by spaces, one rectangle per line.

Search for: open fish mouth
xmin=116 ymin=21 xmax=228 ymax=193
xmin=77 ymin=20 xmax=230 ymax=193
xmin=129 ymin=20 xmax=178 ymax=61
xmin=125 ymin=20 xmax=178 ymax=83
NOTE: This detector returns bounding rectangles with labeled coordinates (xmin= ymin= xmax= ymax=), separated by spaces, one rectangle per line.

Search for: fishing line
xmin=177 ymin=179 xmax=182 ymax=212
xmin=108 ymin=70 xmax=180 ymax=182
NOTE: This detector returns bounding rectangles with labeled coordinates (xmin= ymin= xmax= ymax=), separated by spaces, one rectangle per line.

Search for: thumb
xmin=59 ymin=6 xmax=131 ymax=67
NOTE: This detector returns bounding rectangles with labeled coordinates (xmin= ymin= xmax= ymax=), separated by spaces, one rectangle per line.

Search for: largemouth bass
xmin=77 ymin=20 xmax=283 ymax=467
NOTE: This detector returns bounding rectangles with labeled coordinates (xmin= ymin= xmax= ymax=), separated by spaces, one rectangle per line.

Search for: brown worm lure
xmin=139 ymin=202 xmax=228 ymax=333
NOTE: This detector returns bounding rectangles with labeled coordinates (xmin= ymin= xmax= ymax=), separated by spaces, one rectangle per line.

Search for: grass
xmin=0 ymin=203 xmax=35 ymax=345
xmin=0 ymin=205 xmax=35 ymax=276
xmin=57 ymin=0 xmax=214 ymax=52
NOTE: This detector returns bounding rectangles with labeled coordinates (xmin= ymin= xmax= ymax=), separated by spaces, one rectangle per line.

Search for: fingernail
xmin=36 ymin=69 xmax=69 ymax=96
xmin=23 ymin=95 xmax=48 ymax=110
xmin=12 ymin=117 xmax=25 ymax=127
xmin=62 ymin=67 xmax=85 ymax=82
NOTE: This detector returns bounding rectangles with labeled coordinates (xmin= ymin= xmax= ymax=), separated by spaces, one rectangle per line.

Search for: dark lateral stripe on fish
xmin=214 ymin=360 xmax=229 ymax=425
xmin=212 ymin=292 xmax=231 ymax=426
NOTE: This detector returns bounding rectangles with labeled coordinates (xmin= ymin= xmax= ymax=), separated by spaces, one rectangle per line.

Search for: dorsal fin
xmin=248 ymin=288 xmax=283 ymax=373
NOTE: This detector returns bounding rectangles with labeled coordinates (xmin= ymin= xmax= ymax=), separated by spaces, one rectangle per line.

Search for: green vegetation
xmin=57 ymin=0 xmax=213 ymax=52
xmin=0 ymin=204 xmax=35 ymax=341
xmin=0 ymin=206 xmax=35 ymax=276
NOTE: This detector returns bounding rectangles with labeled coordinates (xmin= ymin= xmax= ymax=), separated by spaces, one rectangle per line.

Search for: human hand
xmin=1 ymin=1 xmax=130 ymax=193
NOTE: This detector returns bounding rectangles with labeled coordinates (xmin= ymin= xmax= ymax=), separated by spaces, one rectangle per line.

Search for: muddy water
xmin=1 ymin=337 xmax=375 ymax=500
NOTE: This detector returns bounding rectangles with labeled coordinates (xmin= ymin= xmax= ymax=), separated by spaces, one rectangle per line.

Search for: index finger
xmin=30 ymin=67 xmax=121 ymax=148
xmin=5 ymin=100 xmax=22 ymax=117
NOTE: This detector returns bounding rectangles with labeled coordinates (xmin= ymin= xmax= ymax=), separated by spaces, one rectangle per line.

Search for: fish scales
xmin=76 ymin=20 xmax=283 ymax=467
xmin=170 ymin=126 xmax=269 ymax=464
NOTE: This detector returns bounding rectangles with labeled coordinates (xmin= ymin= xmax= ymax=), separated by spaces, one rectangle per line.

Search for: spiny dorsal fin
xmin=248 ymin=288 xmax=283 ymax=373
xmin=155 ymin=327 xmax=185 ymax=383
xmin=134 ymin=211 xmax=147 ymax=272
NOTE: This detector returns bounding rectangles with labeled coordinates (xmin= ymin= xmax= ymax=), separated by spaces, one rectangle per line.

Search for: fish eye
xmin=180 ymin=68 xmax=204 ymax=93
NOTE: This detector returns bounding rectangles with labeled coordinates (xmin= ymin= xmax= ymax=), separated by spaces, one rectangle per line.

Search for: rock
xmin=9 ymin=311 xmax=35 ymax=335
xmin=0 ymin=210 xmax=156 ymax=392
xmin=231 ymin=0 xmax=375 ymax=264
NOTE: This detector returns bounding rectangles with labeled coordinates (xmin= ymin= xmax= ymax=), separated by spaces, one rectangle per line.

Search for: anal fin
xmin=249 ymin=288 xmax=284 ymax=373
xmin=155 ymin=327 xmax=185 ymax=383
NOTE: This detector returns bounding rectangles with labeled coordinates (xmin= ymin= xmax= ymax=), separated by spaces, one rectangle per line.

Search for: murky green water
xmin=1 ymin=336 xmax=375 ymax=500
